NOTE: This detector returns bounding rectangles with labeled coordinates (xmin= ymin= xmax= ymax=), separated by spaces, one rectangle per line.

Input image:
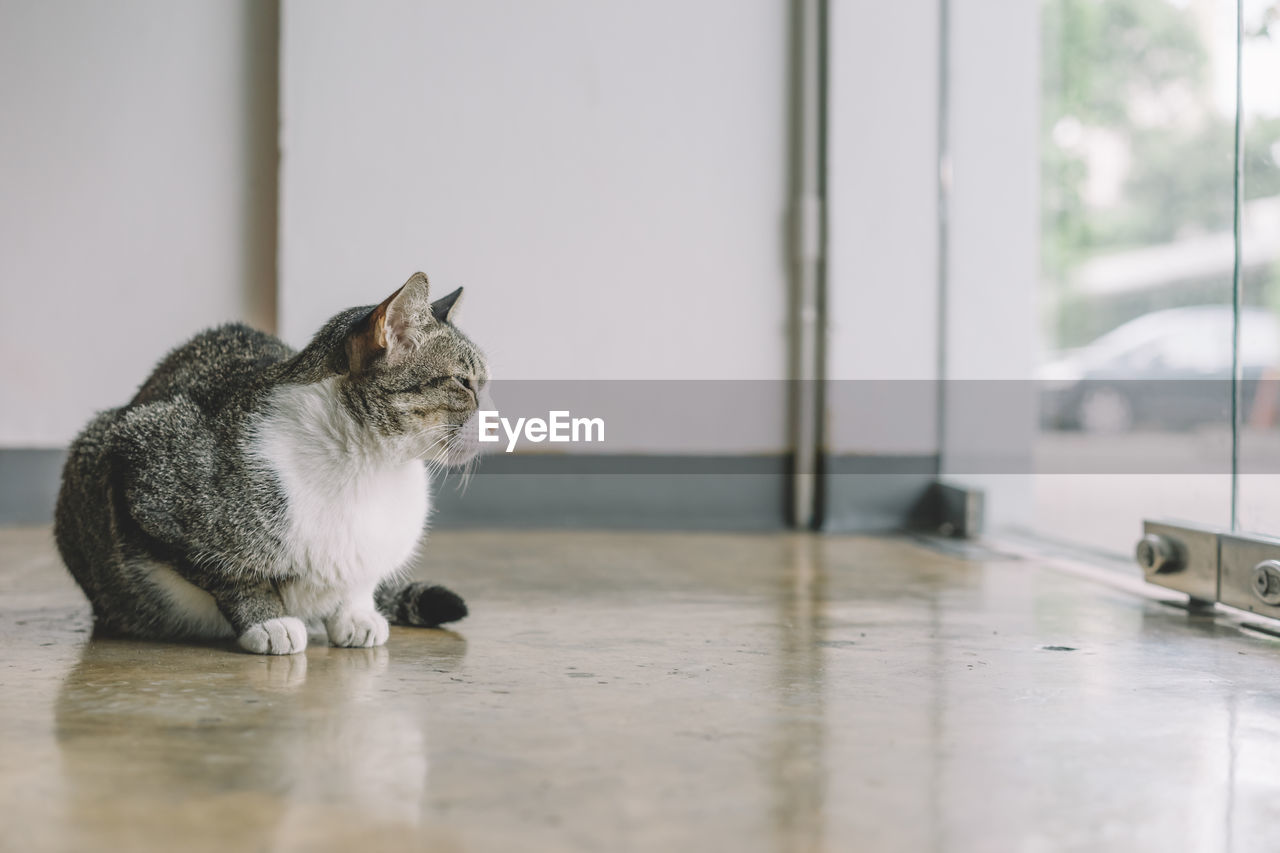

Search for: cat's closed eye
xmin=406 ymin=376 xmax=469 ymax=394
xmin=404 ymin=377 xmax=478 ymax=404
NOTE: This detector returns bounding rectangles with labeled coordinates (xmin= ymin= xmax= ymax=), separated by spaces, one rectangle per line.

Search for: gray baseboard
xmin=821 ymin=454 xmax=939 ymax=533
xmin=0 ymin=449 xmax=791 ymax=530
xmin=430 ymin=454 xmax=789 ymax=530
xmin=0 ymin=448 xmax=937 ymax=531
xmin=0 ymin=449 xmax=66 ymax=525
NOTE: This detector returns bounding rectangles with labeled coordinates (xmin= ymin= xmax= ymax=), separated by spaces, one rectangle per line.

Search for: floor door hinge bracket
xmin=1138 ymin=520 xmax=1280 ymax=620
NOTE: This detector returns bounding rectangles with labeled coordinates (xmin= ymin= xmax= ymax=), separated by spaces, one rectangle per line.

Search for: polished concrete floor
xmin=4 ymin=527 xmax=1280 ymax=852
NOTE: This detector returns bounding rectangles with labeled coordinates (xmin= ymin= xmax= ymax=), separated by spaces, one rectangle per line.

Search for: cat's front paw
xmin=326 ymin=609 xmax=390 ymax=648
xmin=238 ymin=616 xmax=308 ymax=655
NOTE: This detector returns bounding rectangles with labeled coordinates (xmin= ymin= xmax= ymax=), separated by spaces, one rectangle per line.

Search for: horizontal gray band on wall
xmin=823 ymin=455 xmax=939 ymax=476
xmin=0 ymin=449 xmax=64 ymax=526
xmin=821 ymin=455 xmax=939 ymax=533
xmin=1 ymin=448 xmax=944 ymax=531
xmin=432 ymin=454 xmax=788 ymax=530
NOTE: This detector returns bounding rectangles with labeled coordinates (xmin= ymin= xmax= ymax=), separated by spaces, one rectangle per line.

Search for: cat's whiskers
xmin=408 ymin=425 xmax=460 ymax=481
xmin=411 ymin=422 xmax=482 ymax=492
xmin=404 ymin=423 xmax=454 ymax=455
xmin=457 ymin=452 xmax=479 ymax=494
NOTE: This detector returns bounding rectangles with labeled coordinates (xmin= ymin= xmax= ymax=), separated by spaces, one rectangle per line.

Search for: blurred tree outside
xmin=1041 ymin=0 xmax=1280 ymax=350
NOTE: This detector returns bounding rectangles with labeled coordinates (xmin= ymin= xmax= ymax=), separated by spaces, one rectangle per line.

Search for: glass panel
xmin=1033 ymin=0 xmax=1239 ymax=554
xmin=1234 ymin=0 xmax=1280 ymax=534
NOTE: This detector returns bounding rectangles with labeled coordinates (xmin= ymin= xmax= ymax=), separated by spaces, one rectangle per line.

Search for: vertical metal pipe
xmin=789 ymin=0 xmax=826 ymax=529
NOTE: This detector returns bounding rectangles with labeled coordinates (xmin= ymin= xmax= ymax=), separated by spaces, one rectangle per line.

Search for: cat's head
xmin=317 ymin=272 xmax=490 ymax=466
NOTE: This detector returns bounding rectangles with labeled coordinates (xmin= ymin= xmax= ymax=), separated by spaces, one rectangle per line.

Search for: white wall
xmin=943 ymin=0 xmax=1039 ymax=384
xmin=279 ymin=0 xmax=790 ymax=391
xmin=0 ymin=0 xmax=278 ymax=448
xmin=939 ymin=0 xmax=1040 ymax=527
xmin=825 ymin=0 xmax=941 ymax=456
xmin=824 ymin=0 xmax=1039 ymax=530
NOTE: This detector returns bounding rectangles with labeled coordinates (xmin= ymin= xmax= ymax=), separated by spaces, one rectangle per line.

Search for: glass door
xmin=936 ymin=0 xmax=1280 ymax=559
xmin=825 ymin=0 xmax=1278 ymax=552
xmin=1233 ymin=0 xmax=1280 ymax=536
xmin=1031 ymin=0 xmax=1240 ymax=556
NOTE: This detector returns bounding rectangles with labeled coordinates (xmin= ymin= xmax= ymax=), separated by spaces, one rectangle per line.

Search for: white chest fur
xmin=250 ymin=381 xmax=431 ymax=599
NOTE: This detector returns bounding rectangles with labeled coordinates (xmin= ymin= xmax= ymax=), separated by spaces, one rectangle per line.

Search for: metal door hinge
xmin=1136 ymin=520 xmax=1219 ymax=604
xmin=1137 ymin=520 xmax=1280 ymax=618
xmin=1218 ymin=532 xmax=1280 ymax=619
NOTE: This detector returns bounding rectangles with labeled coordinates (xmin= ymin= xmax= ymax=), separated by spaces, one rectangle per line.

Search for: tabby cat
xmin=54 ymin=273 xmax=485 ymax=654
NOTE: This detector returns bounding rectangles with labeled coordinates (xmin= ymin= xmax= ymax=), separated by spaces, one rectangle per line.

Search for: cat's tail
xmin=375 ymin=580 xmax=468 ymax=627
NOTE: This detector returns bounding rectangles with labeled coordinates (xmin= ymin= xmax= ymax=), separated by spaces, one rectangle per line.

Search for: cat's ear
xmin=431 ymin=287 xmax=464 ymax=324
xmin=347 ymin=272 xmax=433 ymax=373
xmin=380 ymin=272 xmax=434 ymax=358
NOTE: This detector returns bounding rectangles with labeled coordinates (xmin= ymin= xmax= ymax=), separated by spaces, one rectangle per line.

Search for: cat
xmin=54 ymin=272 xmax=487 ymax=655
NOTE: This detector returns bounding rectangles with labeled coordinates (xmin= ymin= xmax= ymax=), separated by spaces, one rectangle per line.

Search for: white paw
xmin=326 ymin=609 xmax=390 ymax=648
xmin=238 ymin=616 xmax=308 ymax=655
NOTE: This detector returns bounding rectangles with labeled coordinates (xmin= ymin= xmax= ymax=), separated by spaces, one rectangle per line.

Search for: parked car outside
xmin=1039 ymin=306 xmax=1280 ymax=433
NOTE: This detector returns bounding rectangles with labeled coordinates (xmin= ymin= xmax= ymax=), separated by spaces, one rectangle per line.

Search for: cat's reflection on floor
xmin=53 ymin=630 xmax=468 ymax=850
